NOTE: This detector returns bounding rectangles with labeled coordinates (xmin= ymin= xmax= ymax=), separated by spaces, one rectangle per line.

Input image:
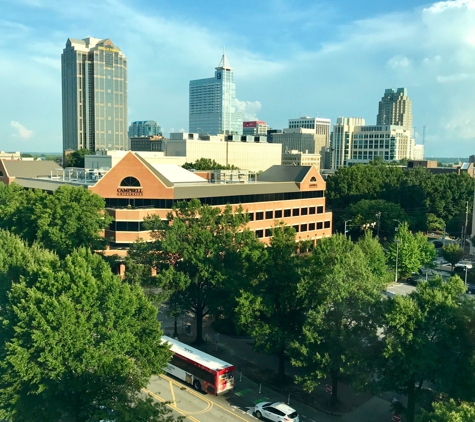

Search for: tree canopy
xmin=441 ymin=243 xmax=465 ymax=270
xmin=0 ymin=234 xmax=176 ymax=422
xmin=0 ymin=183 xmax=112 ymax=258
xmin=128 ymin=199 xmax=258 ymax=344
xmin=65 ymin=148 xmax=91 ymax=168
xmin=291 ymin=234 xmax=387 ymax=405
xmin=182 ymin=158 xmax=238 ymax=170
xmin=327 ymin=163 xmax=473 ymax=235
xmin=386 ymin=222 xmax=437 ymax=278
xmin=235 ymin=224 xmax=305 ymax=380
xmin=377 ymin=276 xmax=475 ymax=422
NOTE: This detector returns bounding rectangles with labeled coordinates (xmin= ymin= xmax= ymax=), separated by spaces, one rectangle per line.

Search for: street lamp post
xmin=465 ymin=266 xmax=468 ymax=287
xmin=395 ymin=240 xmax=401 ymax=283
xmin=376 ymin=211 xmax=381 ymax=238
xmin=344 ymin=219 xmax=352 ymax=237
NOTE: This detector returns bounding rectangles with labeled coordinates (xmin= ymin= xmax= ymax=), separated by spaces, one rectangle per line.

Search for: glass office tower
xmin=62 ymin=37 xmax=128 ymax=152
xmin=189 ymin=53 xmax=242 ymax=136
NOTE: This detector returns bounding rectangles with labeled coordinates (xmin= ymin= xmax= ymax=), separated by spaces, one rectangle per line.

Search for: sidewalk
xmin=158 ymin=309 xmax=397 ymax=422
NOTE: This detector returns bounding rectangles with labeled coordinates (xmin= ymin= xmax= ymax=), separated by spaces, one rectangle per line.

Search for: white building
xmin=189 ymin=53 xmax=243 ymax=136
xmin=347 ymin=125 xmax=414 ymax=166
xmin=331 ymin=117 xmax=365 ymax=169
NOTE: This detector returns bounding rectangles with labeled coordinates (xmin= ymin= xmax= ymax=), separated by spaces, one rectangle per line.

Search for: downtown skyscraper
xmin=61 ymin=37 xmax=128 ymax=152
xmin=189 ymin=53 xmax=242 ymax=136
xmin=376 ymin=88 xmax=412 ymax=132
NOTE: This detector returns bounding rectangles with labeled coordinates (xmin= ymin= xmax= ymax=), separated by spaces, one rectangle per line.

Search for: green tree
xmin=0 ymin=240 xmax=178 ymax=422
xmin=386 ymin=223 xmax=436 ymax=278
xmin=427 ymin=213 xmax=445 ymax=232
xmin=343 ymin=199 xmax=407 ymax=240
xmin=357 ymin=231 xmax=390 ymax=281
xmin=441 ymin=243 xmax=465 ymax=270
xmin=417 ymin=400 xmax=475 ymax=422
xmin=377 ymin=276 xmax=475 ymax=422
xmin=235 ymin=224 xmax=305 ymax=380
xmin=182 ymin=158 xmax=238 ymax=170
xmin=129 ymin=199 xmax=254 ymax=344
xmin=0 ymin=184 xmax=112 ymax=258
xmin=65 ymin=148 xmax=91 ymax=168
xmin=292 ymin=235 xmax=385 ymax=405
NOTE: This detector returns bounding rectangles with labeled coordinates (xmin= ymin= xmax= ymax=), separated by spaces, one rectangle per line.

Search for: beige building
xmin=282 ymin=150 xmax=320 ymax=168
xmin=286 ymin=117 xmax=331 ymax=168
xmin=85 ymin=134 xmax=282 ymax=172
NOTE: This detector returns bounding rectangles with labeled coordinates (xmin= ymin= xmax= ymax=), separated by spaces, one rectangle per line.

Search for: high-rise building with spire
xmin=61 ymin=37 xmax=128 ymax=152
xmin=189 ymin=53 xmax=243 ymax=136
xmin=376 ymin=88 xmax=412 ymax=132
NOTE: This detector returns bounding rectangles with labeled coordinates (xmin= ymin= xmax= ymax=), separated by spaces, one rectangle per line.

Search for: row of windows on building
xmin=108 ymin=219 xmax=331 ymax=234
xmin=249 ymin=205 xmax=325 ymax=221
xmin=255 ymin=220 xmax=331 ymax=238
xmin=353 ymin=140 xmax=396 ymax=149
xmin=104 ymin=190 xmax=325 ymax=209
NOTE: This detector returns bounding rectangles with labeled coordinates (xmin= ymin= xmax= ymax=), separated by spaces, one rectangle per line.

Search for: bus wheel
xmin=193 ymin=380 xmax=201 ymax=391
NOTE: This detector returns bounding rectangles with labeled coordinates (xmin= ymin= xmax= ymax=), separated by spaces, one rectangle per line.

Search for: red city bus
xmin=162 ymin=336 xmax=235 ymax=395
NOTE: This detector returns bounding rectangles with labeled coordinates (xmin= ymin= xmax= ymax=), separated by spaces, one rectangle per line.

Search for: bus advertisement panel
xmin=162 ymin=336 xmax=235 ymax=395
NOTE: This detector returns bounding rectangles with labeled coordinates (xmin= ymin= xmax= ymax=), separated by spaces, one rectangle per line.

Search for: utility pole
xmin=344 ymin=219 xmax=352 ymax=237
xmin=463 ymin=201 xmax=469 ymax=251
xmin=376 ymin=211 xmax=381 ymax=239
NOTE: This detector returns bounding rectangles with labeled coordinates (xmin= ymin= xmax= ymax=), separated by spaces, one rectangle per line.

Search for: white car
xmin=254 ymin=401 xmax=299 ymax=422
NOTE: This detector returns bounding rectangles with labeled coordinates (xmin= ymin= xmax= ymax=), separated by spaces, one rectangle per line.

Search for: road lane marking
xmin=159 ymin=374 xmax=254 ymax=422
xmin=169 ymin=378 xmax=177 ymax=407
xmin=142 ymin=388 xmax=201 ymax=422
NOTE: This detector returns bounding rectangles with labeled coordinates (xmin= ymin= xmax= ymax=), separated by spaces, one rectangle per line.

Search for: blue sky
xmin=1 ymin=0 xmax=474 ymax=157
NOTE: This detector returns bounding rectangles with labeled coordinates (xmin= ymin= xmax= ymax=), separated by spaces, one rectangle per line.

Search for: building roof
xmin=150 ymin=164 xmax=205 ymax=184
xmin=174 ymin=181 xmax=300 ymax=200
xmin=258 ymin=165 xmax=312 ymax=183
xmin=216 ymin=51 xmax=232 ymax=70
xmin=1 ymin=160 xmax=62 ymax=178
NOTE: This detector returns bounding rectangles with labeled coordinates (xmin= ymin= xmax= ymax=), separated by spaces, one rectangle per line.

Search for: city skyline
xmin=1 ymin=0 xmax=474 ymax=156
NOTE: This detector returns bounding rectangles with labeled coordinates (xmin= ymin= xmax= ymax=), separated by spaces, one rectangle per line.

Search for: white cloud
xmin=10 ymin=121 xmax=34 ymax=139
xmin=234 ymin=100 xmax=262 ymax=121
xmin=387 ymin=55 xmax=411 ymax=69
xmin=436 ymin=73 xmax=472 ymax=83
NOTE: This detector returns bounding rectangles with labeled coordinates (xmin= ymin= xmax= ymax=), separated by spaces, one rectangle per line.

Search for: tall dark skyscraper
xmin=61 ymin=37 xmax=128 ymax=152
xmin=376 ymin=88 xmax=412 ymax=132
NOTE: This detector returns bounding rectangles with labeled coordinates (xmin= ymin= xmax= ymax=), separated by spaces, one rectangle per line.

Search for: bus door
xmin=186 ymin=373 xmax=192 ymax=384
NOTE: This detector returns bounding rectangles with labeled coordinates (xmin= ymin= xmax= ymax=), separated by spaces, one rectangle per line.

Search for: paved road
xmin=145 ymin=374 xmax=256 ymax=421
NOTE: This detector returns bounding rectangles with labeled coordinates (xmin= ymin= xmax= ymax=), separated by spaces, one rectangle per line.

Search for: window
xmin=309 ymin=206 xmax=316 ymax=215
xmin=248 ymin=212 xmax=254 ymax=221
xmin=317 ymin=206 xmax=324 ymax=214
xmin=266 ymin=211 xmax=273 ymax=220
xmin=301 ymin=207 xmax=308 ymax=216
xmin=300 ymin=224 xmax=308 ymax=232
xmin=275 ymin=210 xmax=282 ymax=218
xmin=120 ymin=176 xmax=140 ymax=187
xmin=265 ymin=228 xmax=272 ymax=237
xmin=310 ymin=176 xmax=317 ymax=182
xmin=317 ymin=222 xmax=323 ymax=230
xmin=256 ymin=212 xmax=264 ymax=221
xmin=284 ymin=209 xmax=291 ymax=217
xmin=309 ymin=223 xmax=315 ymax=231
xmin=293 ymin=225 xmax=299 ymax=232
xmin=292 ymin=208 xmax=300 ymax=217
xmin=324 ymin=221 xmax=331 ymax=228
xmin=255 ymin=229 xmax=264 ymax=238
